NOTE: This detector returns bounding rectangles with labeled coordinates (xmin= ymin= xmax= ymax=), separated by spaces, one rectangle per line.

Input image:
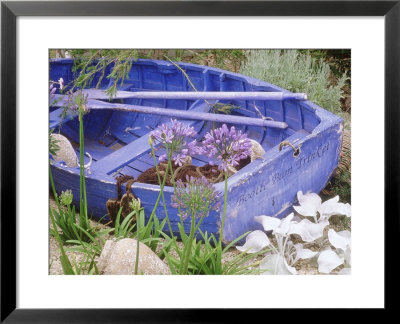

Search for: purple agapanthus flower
xmin=171 ymin=176 xmax=221 ymax=220
xmin=150 ymin=119 xmax=201 ymax=166
xmin=201 ymin=124 xmax=252 ymax=172
xmin=60 ymin=89 xmax=89 ymax=115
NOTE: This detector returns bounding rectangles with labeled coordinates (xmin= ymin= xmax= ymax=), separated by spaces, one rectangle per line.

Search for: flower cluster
xmin=236 ymin=191 xmax=352 ymax=275
xmin=150 ymin=119 xmax=200 ymax=166
xmin=171 ymin=176 xmax=221 ymax=220
xmin=62 ymin=90 xmax=89 ymax=115
xmin=201 ymin=124 xmax=252 ymax=172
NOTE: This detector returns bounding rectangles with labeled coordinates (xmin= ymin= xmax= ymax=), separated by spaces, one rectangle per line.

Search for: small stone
xmin=97 ymin=238 xmax=171 ymax=275
xmin=51 ymin=134 xmax=78 ymax=167
xmin=249 ymin=139 xmax=265 ymax=162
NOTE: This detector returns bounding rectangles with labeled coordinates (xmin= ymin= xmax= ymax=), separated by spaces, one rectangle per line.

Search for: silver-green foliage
xmin=240 ymin=50 xmax=348 ymax=114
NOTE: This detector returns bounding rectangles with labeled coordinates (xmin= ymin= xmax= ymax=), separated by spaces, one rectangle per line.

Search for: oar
xmin=50 ymin=97 xmax=288 ymax=129
xmin=81 ymin=89 xmax=307 ymax=101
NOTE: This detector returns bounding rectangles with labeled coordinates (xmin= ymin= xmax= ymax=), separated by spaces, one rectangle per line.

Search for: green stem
xmin=78 ymin=109 xmax=88 ymax=229
xmin=219 ymin=172 xmax=228 ymax=245
xmin=150 ymin=142 xmax=173 ymax=236
xmin=148 ymin=162 xmax=170 ymax=225
xmin=49 ymin=165 xmax=62 ymax=215
xmin=193 ymin=214 xmax=206 ymax=235
xmin=167 ymin=152 xmax=177 ymax=190
xmin=135 ymin=209 xmax=140 ymax=275
xmin=181 ymin=210 xmax=196 ymax=274
xmin=79 ymin=112 xmax=83 ymax=216
xmin=166 ymin=148 xmax=183 ymax=225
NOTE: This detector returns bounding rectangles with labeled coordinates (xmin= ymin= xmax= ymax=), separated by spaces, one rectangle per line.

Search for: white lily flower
xmin=317 ymin=247 xmax=344 ymax=274
xmin=254 ymin=215 xmax=281 ymax=232
xmin=289 ymin=218 xmax=329 ymax=242
xmin=328 ymin=229 xmax=351 ymax=269
xmin=238 ymin=191 xmax=351 ymax=275
xmin=291 ymin=215 xmax=303 ymax=223
xmin=255 ymin=213 xmax=294 ymax=236
xmin=318 ymin=196 xmax=351 ymax=219
xmin=294 ymin=191 xmax=351 ymax=222
xmin=260 ymin=253 xmax=297 ymax=275
xmin=293 ymin=191 xmax=322 ymax=218
xmin=241 ymin=213 xmax=313 ymax=275
xmin=328 ymin=229 xmax=351 ymax=251
xmin=292 ymin=243 xmax=318 ymax=263
xmin=277 ymin=213 xmax=294 ymax=235
xmin=236 ymin=230 xmax=270 ymax=253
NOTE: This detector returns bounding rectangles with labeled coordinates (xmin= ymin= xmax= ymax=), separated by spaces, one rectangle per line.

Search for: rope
xmin=279 ymin=140 xmax=301 ymax=157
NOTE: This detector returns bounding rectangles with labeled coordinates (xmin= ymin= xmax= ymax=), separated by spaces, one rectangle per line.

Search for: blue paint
xmin=49 ymin=58 xmax=343 ymax=243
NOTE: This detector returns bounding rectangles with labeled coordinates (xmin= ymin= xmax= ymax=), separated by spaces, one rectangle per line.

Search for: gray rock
xmin=249 ymin=139 xmax=265 ymax=161
xmin=97 ymin=238 xmax=171 ymax=275
xmin=51 ymin=133 xmax=78 ymax=167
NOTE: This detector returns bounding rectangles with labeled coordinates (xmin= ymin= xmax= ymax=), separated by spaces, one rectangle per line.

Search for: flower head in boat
xmin=150 ymin=119 xmax=200 ymax=166
xmin=200 ymin=124 xmax=252 ymax=172
xmin=171 ymin=175 xmax=220 ymax=220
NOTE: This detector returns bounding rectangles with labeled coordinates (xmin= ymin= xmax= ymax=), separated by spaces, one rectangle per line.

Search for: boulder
xmin=97 ymin=238 xmax=170 ymax=275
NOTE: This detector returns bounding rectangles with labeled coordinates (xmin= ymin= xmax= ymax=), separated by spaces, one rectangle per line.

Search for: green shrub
xmin=240 ymin=50 xmax=348 ymax=115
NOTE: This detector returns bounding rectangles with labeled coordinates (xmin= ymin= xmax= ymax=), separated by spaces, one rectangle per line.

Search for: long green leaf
xmin=222 ymin=231 xmax=252 ymax=253
xmin=49 ymin=208 xmax=75 ymax=275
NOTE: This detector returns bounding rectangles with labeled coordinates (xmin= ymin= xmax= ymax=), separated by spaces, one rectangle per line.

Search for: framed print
xmin=1 ymin=0 xmax=398 ymax=321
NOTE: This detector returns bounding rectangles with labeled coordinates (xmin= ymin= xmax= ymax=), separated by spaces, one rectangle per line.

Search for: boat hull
xmin=223 ymin=118 xmax=342 ymax=241
xmin=49 ymin=58 xmax=343 ymax=243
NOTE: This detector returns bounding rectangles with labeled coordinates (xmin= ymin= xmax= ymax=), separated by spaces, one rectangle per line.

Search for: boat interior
xmin=50 ymin=60 xmax=321 ymax=180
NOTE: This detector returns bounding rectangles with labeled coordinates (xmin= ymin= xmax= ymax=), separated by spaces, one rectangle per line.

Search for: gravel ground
xmin=49 ymin=197 xmax=350 ymax=275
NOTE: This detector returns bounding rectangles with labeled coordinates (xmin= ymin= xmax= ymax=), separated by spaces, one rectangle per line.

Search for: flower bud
xmin=59 ymin=189 xmax=73 ymax=206
xmin=130 ymin=197 xmax=141 ymax=212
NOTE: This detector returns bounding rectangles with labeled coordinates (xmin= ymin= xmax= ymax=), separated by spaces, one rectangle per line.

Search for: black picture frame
xmin=1 ymin=0 xmax=398 ymax=321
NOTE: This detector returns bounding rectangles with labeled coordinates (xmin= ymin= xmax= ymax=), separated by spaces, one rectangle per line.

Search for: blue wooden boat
xmin=49 ymin=58 xmax=343 ymax=243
